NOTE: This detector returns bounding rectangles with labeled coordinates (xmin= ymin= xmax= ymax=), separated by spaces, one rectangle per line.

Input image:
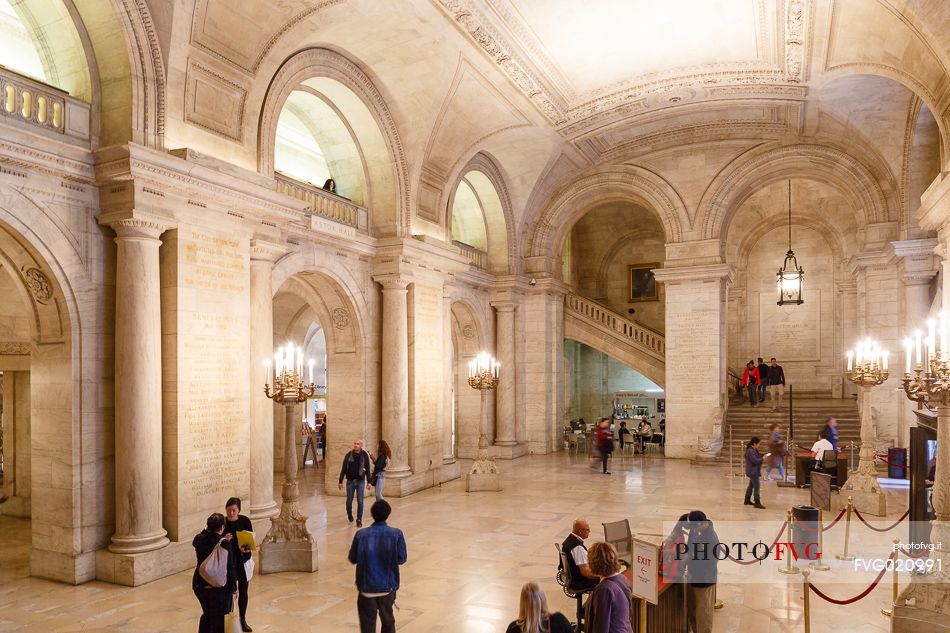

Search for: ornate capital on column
xmin=100 ymin=214 xmax=171 ymax=241
xmin=250 ymin=239 xmax=290 ymax=263
xmin=374 ymin=275 xmax=411 ymax=291
xmin=848 ymin=250 xmax=896 ymax=276
xmin=491 ymin=301 xmax=518 ymax=313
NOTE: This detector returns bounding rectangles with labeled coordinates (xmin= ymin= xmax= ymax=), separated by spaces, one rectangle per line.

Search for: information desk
xmin=793 ymin=451 xmax=848 ymax=488
xmin=625 ymin=568 xmax=685 ymax=633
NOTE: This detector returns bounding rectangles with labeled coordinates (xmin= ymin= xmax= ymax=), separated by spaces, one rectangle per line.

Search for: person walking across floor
xmin=823 ymin=417 xmax=839 ymax=452
xmin=223 ymin=498 xmax=254 ymax=632
xmin=339 ymin=438 xmax=372 ymax=527
xmin=765 ymin=423 xmax=787 ymax=481
xmin=585 ymin=542 xmax=632 ymax=633
xmin=348 ymin=500 xmax=407 ymax=633
xmin=756 ymin=357 xmax=770 ymax=404
xmin=595 ymin=418 xmax=613 ymax=474
xmin=743 ymin=437 xmax=765 ymax=509
xmin=766 ymin=357 xmax=786 ymax=411
xmin=370 ymin=440 xmax=391 ymax=502
xmin=192 ymin=513 xmax=237 ymax=633
xmin=685 ymin=511 xmax=720 ymax=633
xmin=741 ymin=360 xmax=760 ymax=407
xmin=505 ymin=582 xmax=572 ymax=633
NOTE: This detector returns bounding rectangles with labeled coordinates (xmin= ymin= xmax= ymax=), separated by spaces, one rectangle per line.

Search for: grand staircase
xmin=563 ymin=294 xmax=665 ymax=387
xmin=724 ymin=395 xmax=861 ymax=451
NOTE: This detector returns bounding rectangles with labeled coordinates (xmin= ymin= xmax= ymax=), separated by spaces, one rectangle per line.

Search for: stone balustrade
xmin=275 ymin=173 xmax=368 ymax=231
xmin=451 ymin=240 xmax=487 ymax=269
xmin=0 ymin=67 xmax=90 ymax=142
xmin=565 ymin=293 xmax=665 ymax=357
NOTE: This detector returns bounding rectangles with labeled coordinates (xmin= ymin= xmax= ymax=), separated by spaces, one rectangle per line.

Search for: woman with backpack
xmin=193 ymin=512 xmax=237 ymax=633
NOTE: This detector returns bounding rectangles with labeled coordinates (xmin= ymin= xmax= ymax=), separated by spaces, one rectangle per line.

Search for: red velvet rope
xmin=822 ymin=508 xmax=847 ymax=532
xmin=807 ymin=551 xmax=896 ymax=605
xmin=875 ymin=455 xmax=909 ymax=469
xmin=853 ymin=508 xmax=910 ymax=532
xmin=898 ymin=546 xmax=933 ymax=559
xmin=726 ymin=520 xmax=788 ymax=565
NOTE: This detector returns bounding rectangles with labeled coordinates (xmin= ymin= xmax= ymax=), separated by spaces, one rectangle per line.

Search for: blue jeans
xmin=744 ymin=476 xmax=761 ymax=503
xmin=346 ymin=478 xmax=365 ymax=522
xmin=766 ymin=459 xmax=785 ymax=480
xmin=375 ymin=474 xmax=385 ymax=501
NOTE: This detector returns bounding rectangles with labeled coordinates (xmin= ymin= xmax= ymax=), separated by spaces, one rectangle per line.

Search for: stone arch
xmin=732 ymin=214 xmax=848 ymax=276
xmin=0 ymin=185 xmax=94 ymax=582
xmin=450 ymin=299 xmax=489 ymax=459
xmin=817 ymin=65 xmax=949 ymax=168
xmin=257 ymin=47 xmax=410 ymax=236
xmin=271 ymin=251 xmax=373 ymax=494
xmin=593 ymin=227 xmax=665 ymax=299
xmin=525 ymin=165 xmax=687 ymax=275
xmin=444 ymin=152 xmax=516 ymax=274
xmin=700 ymin=144 xmax=898 ymax=242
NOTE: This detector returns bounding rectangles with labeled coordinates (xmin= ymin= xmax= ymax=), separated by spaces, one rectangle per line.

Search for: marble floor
xmin=0 ymin=451 xmax=912 ymax=633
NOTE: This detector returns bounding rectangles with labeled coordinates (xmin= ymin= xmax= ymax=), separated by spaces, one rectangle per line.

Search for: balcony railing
xmin=452 ymin=240 xmax=487 ymax=269
xmin=275 ymin=173 xmax=368 ymax=232
xmin=0 ymin=66 xmax=90 ymax=142
xmin=565 ymin=293 xmax=665 ymax=357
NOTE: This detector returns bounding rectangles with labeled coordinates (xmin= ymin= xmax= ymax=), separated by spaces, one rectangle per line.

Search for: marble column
xmin=109 ymin=218 xmax=169 ymax=554
xmin=380 ymin=277 xmax=411 ymax=476
xmin=493 ymin=302 xmax=517 ymax=446
xmin=247 ymin=241 xmax=283 ymax=520
xmin=443 ymin=286 xmax=456 ymax=465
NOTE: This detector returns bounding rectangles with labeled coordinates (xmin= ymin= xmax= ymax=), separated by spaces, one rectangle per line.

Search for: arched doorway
xmin=450 ymin=301 xmax=488 ymax=459
xmin=271 ymin=267 xmax=370 ymax=494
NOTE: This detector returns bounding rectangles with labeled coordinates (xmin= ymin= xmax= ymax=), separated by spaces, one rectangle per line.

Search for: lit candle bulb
xmin=915 ymin=330 xmax=923 ymax=366
xmin=847 ymin=351 xmax=853 ymax=371
xmin=264 ymin=359 xmax=271 ymax=385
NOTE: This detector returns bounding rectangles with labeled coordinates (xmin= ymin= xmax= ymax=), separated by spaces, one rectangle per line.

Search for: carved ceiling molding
xmin=435 ymin=0 xmax=808 ymax=130
xmin=190 ymin=0 xmax=344 ymax=75
xmin=115 ymin=0 xmax=167 ymax=148
xmin=0 ymin=342 xmax=30 ymax=355
xmin=699 ymin=144 xmax=895 ymax=240
xmin=527 ymin=165 xmax=687 ymax=264
xmin=184 ymin=60 xmax=247 ymax=142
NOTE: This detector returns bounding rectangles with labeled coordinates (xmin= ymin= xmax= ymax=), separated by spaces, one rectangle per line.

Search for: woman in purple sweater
xmin=584 ymin=542 xmax=632 ymax=633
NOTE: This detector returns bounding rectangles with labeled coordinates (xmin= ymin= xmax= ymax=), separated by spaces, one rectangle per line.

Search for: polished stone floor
xmin=0 ymin=451 xmax=911 ymax=632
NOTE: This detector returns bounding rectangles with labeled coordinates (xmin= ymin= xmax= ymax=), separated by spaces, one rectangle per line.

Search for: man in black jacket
xmin=686 ymin=511 xmax=720 ymax=633
xmin=756 ymin=358 xmax=770 ymax=404
xmin=339 ymin=438 xmax=372 ymax=527
xmin=766 ymin=357 xmax=786 ymax=412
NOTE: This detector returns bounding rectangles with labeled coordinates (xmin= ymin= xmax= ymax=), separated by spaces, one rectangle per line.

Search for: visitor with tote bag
xmin=193 ymin=513 xmax=238 ymax=633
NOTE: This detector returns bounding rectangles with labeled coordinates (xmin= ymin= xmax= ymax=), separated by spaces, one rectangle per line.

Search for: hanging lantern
xmin=777 ymin=180 xmax=804 ymax=306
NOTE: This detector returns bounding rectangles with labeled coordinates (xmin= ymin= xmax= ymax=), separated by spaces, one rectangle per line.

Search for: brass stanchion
xmin=882 ymin=537 xmax=899 ymax=617
xmin=714 ymin=599 xmax=724 ymax=610
xmin=638 ymin=597 xmax=647 ymax=632
xmin=835 ymin=496 xmax=855 ymax=561
xmin=803 ymin=569 xmax=811 ymax=633
xmin=778 ymin=508 xmax=801 ymax=575
xmin=810 ymin=509 xmax=830 ymax=571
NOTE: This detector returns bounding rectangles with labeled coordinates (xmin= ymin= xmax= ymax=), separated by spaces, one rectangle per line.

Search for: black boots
xmin=241 ymin=620 xmax=253 ymax=632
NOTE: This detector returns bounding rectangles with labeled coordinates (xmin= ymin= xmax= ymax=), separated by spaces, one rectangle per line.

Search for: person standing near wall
xmin=223 ymin=498 xmax=254 ymax=632
xmin=370 ymin=440 xmax=391 ymax=502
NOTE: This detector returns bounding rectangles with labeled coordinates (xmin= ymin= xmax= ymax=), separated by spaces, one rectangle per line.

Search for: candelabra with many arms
xmin=842 ymin=338 xmax=889 ymax=516
xmin=259 ymin=342 xmax=319 ymax=574
xmin=466 ymin=352 xmax=502 ymax=492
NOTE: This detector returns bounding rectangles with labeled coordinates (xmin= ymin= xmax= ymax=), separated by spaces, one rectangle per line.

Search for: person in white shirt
xmin=809 ymin=429 xmax=834 ymax=460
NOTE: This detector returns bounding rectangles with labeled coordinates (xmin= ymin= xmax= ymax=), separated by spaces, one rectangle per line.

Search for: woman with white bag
xmin=192 ymin=513 xmax=238 ymax=633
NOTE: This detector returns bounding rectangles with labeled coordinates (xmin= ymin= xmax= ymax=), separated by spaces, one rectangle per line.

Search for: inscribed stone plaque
xmin=758 ymin=289 xmax=820 ymax=361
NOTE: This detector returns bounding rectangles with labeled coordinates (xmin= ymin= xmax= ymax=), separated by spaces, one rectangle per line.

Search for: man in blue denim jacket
xmin=348 ymin=500 xmax=407 ymax=633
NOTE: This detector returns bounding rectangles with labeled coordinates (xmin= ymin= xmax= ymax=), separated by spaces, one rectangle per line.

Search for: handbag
xmin=198 ymin=539 xmax=229 ymax=587
xmin=244 ymin=555 xmax=255 ymax=582
xmin=225 ymin=596 xmax=241 ymax=633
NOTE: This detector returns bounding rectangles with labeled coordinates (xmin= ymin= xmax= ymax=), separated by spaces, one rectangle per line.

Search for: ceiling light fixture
xmin=777 ymin=179 xmax=804 ymax=306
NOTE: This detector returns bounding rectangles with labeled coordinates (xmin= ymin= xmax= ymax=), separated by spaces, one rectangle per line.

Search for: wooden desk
xmin=626 ymin=568 xmax=685 ymax=633
xmin=794 ymin=452 xmax=848 ymax=487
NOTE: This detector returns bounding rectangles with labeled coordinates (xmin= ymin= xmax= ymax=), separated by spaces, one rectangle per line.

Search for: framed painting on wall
xmin=628 ymin=263 xmax=659 ymax=302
